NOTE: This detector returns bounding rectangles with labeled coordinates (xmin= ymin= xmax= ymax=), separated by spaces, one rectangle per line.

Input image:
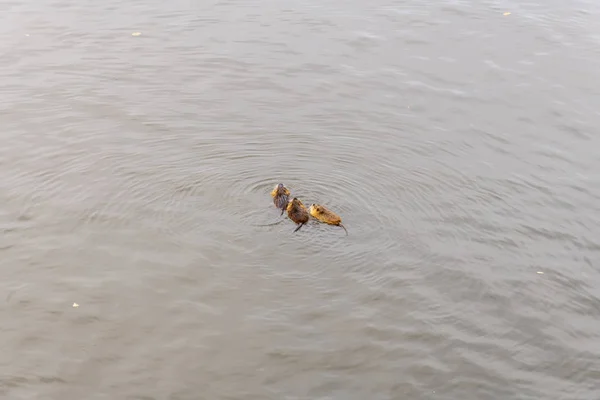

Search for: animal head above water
xmin=310 ymin=204 xmax=324 ymax=213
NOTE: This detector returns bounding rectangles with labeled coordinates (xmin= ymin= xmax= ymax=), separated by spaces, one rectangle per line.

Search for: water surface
xmin=1 ymin=0 xmax=600 ymax=399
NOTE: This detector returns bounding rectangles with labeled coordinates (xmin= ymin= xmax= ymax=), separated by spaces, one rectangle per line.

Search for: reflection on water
xmin=1 ymin=0 xmax=600 ymax=399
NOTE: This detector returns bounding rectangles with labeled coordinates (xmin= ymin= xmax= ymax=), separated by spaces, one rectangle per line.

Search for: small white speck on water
xmin=537 ymin=271 xmax=544 ymax=274
xmin=131 ymin=32 xmax=142 ymax=36
xmin=72 ymin=302 xmax=79 ymax=307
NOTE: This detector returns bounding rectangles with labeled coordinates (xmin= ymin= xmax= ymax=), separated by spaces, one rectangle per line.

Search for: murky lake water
xmin=2 ymin=0 xmax=600 ymax=399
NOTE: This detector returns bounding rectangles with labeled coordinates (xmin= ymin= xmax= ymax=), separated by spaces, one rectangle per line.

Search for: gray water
xmin=2 ymin=0 xmax=600 ymax=399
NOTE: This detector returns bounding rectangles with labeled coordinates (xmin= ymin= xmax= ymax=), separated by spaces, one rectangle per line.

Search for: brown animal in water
xmin=271 ymin=183 xmax=291 ymax=216
xmin=308 ymin=203 xmax=348 ymax=235
xmin=286 ymin=197 xmax=309 ymax=232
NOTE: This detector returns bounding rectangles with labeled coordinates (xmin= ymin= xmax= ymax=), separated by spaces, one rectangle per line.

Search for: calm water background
xmin=2 ymin=0 xmax=600 ymax=399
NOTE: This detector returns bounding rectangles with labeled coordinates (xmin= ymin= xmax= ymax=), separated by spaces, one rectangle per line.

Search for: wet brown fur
xmin=287 ymin=197 xmax=309 ymax=232
xmin=271 ymin=183 xmax=291 ymax=216
xmin=309 ymin=204 xmax=348 ymax=235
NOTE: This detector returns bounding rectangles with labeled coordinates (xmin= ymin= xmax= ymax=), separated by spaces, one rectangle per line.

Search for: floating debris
xmin=503 ymin=12 xmax=511 ymax=16
xmin=131 ymin=32 xmax=142 ymax=36
xmin=72 ymin=302 xmax=79 ymax=308
xmin=537 ymin=271 xmax=544 ymax=275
